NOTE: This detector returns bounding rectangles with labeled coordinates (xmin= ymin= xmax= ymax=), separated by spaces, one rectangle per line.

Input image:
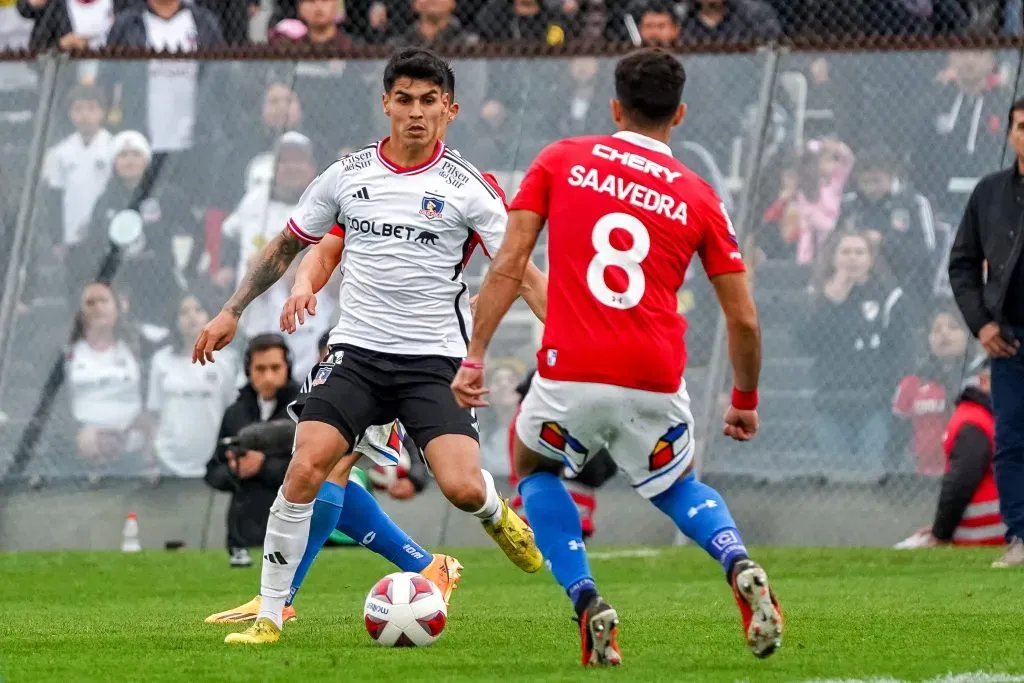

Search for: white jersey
xmin=43 ymin=129 xmax=114 ymax=244
xmin=147 ymin=346 xmax=238 ymax=477
xmin=66 ymin=338 xmax=142 ymax=430
xmin=287 ymin=139 xmax=507 ymax=358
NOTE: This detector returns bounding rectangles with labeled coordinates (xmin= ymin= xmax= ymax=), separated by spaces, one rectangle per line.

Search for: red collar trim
xmin=375 ymin=138 xmax=445 ymax=175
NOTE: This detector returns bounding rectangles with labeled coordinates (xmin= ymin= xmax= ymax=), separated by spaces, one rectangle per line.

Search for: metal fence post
xmin=0 ymin=53 xmax=61 ymax=405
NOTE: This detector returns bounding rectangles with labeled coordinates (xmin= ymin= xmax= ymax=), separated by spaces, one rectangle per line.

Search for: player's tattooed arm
xmin=224 ymin=228 xmax=306 ymax=318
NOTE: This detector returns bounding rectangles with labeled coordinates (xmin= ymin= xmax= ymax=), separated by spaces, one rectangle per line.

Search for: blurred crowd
xmin=0 ymin=10 xmax=1017 ymax=539
xmin=1 ymin=0 xmax=1022 ymax=57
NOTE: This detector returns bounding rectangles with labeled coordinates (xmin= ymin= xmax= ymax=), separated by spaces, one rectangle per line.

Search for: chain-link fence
xmin=2 ymin=0 xmax=1023 ymax=55
xmin=0 ymin=42 xmax=1019 ymax=550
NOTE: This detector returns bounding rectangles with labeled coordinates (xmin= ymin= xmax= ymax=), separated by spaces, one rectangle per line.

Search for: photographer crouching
xmin=205 ymin=334 xmax=301 ymax=567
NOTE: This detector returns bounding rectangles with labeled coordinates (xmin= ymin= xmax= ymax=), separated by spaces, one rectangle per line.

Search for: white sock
xmin=472 ymin=470 xmax=503 ymax=525
xmin=257 ymin=489 xmax=314 ymax=629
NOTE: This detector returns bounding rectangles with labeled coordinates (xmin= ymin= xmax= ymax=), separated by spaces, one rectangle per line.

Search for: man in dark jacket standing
xmin=206 ymin=334 xmax=299 ymax=567
xmin=949 ymin=97 xmax=1024 ymax=568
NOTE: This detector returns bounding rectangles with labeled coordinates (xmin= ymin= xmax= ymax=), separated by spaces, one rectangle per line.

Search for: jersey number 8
xmin=586 ymin=212 xmax=651 ymax=310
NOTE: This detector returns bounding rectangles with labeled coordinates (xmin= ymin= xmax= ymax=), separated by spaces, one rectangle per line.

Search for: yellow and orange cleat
xmin=420 ymin=553 xmax=463 ymax=607
xmin=204 ymin=595 xmax=297 ymax=625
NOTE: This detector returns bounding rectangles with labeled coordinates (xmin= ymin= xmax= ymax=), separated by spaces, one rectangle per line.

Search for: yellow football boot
xmin=482 ymin=499 xmax=544 ymax=573
xmin=420 ymin=554 xmax=463 ymax=606
xmin=204 ymin=595 xmax=297 ymax=624
xmin=224 ymin=617 xmax=281 ymax=645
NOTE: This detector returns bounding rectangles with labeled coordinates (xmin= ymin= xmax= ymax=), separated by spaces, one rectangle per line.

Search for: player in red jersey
xmin=452 ymin=48 xmax=782 ymax=665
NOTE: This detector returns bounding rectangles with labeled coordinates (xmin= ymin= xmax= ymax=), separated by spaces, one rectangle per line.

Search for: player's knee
xmin=438 ymin=472 xmax=486 ymax=512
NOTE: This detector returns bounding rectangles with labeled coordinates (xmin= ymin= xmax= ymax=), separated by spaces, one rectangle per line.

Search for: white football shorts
xmin=515 ymin=375 xmax=695 ymax=499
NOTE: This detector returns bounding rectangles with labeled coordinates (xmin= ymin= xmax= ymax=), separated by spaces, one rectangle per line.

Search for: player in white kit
xmin=193 ymin=47 xmax=547 ymax=645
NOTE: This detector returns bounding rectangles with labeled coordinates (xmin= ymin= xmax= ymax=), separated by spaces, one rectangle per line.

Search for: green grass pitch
xmin=1 ymin=546 xmax=1022 ymax=682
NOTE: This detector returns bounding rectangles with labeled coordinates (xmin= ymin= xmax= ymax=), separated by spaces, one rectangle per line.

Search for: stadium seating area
xmin=0 ymin=0 xmax=1020 ymax=546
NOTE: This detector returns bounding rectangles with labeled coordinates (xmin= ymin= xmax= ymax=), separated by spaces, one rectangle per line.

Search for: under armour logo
xmin=351 ymin=187 xmax=370 ymax=200
xmin=263 ymin=551 xmax=288 ymax=565
xmin=687 ymin=499 xmax=718 ymax=519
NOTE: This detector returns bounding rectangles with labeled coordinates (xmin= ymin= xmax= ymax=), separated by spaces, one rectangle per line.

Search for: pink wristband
xmin=461 ymin=359 xmax=484 ymax=370
xmin=731 ymin=387 xmax=758 ymax=410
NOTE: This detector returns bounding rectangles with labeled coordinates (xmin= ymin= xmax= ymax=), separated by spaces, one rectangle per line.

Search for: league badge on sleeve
xmin=419 ymin=195 xmax=445 ymax=220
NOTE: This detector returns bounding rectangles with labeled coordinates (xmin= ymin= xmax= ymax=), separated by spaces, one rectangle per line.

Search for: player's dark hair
xmin=445 ymin=63 xmax=456 ymax=98
xmin=383 ymin=47 xmax=450 ymax=94
xmin=1008 ymin=97 xmax=1024 ymax=130
xmin=317 ymin=329 xmax=330 ymax=354
xmin=614 ymin=48 xmax=685 ymax=127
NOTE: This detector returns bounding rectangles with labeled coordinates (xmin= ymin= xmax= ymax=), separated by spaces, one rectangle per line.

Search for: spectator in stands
xmin=757 ymin=150 xmax=800 ymax=259
xmin=205 ymin=333 xmax=299 ymax=567
xmin=893 ymin=303 xmax=971 ymax=475
xmin=17 ymin=0 xmax=126 ymax=51
xmin=895 ymin=355 xmax=1006 ymax=548
xmin=965 ymin=0 xmax=1024 ymax=35
xmin=801 ymin=230 xmax=909 ymax=476
xmin=2 ymin=0 xmax=34 ymax=50
xmin=478 ymin=357 xmax=525 ymax=477
xmin=40 ymin=85 xmax=113 ymax=289
xmin=915 ymin=50 xmax=1008 ymax=217
xmin=104 ymin=0 xmax=224 ymax=155
xmin=636 ymin=0 xmax=679 ymax=44
xmin=84 ymin=130 xmax=205 ymax=329
xmin=148 ymin=288 xmax=238 ymax=478
xmin=793 ymin=138 xmax=855 ymax=265
xmin=269 ymin=0 xmax=354 ymax=47
xmin=475 ymin=0 xmax=569 ymax=43
xmin=65 ymin=281 xmax=147 ymax=480
xmin=837 ymin=144 xmax=938 ymax=306
xmin=219 ymin=132 xmax=336 ymax=379
xmin=681 ymin=0 xmax=781 ymax=40
xmin=391 ymin=0 xmax=478 ymax=45
xmin=198 ymin=0 xmax=257 ymax=44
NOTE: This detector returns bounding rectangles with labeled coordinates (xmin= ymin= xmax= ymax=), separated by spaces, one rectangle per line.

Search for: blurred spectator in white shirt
xmin=41 ymin=85 xmax=113 ymax=266
xmin=16 ymin=0 xmax=124 ymax=51
xmin=148 ymin=288 xmax=238 ymax=477
xmin=64 ymin=281 xmax=147 ymax=479
xmin=217 ymin=132 xmax=337 ymax=379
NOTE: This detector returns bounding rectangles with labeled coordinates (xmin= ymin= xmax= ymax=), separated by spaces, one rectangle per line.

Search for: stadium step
xmin=756 ymin=389 xmax=816 ymax=422
xmin=761 ymin=328 xmax=796 ymax=358
xmin=709 ymin=416 xmax=819 ymax=455
xmin=753 ymin=259 xmax=812 ymax=291
xmin=753 ymin=291 xmax=810 ymax=324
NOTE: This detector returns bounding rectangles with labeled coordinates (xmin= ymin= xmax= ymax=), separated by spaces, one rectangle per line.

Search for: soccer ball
xmin=363 ymin=572 xmax=447 ymax=647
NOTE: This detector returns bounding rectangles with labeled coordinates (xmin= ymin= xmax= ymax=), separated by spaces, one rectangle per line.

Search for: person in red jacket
xmin=895 ymin=355 xmax=1006 ymax=548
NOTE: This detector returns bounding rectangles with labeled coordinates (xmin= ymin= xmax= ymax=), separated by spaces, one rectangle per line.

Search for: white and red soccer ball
xmin=363 ymin=572 xmax=447 ymax=647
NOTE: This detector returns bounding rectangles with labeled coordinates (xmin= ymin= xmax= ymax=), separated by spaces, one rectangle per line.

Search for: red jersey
xmin=892 ymin=375 xmax=950 ymax=475
xmin=509 ymin=131 xmax=745 ymax=393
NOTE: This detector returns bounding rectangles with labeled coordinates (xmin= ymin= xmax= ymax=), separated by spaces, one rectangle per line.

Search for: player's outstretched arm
xmin=452 ymin=209 xmax=543 ymax=408
xmin=710 ymin=272 xmax=762 ymax=441
xmin=518 ymin=262 xmax=548 ymax=323
xmin=281 ymin=231 xmax=344 ymax=333
xmin=193 ymin=228 xmax=306 ymax=365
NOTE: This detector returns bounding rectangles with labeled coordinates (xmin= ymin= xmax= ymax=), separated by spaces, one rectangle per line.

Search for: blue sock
xmin=337 ymin=481 xmax=432 ymax=573
xmin=286 ymin=481 xmax=345 ymax=607
xmin=519 ymin=471 xmax=596 ymax=615
xmin=651 ymin=473 xmax=748 ymax=575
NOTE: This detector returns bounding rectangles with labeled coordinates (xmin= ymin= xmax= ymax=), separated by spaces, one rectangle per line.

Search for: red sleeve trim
xmin=328 ymin=223 xmax=345 ymax=237
xmin=287 ymin=218 xmax=321 ymax=245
